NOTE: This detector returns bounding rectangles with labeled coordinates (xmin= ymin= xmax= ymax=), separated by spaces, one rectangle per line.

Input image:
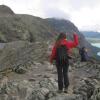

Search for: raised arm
xmin=67 ymin=33 xmax=79 ymax=48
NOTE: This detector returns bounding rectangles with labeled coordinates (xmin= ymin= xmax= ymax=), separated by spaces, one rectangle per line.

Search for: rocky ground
xmin=0 ymin=58 xmax=100 ymax=100
xmin=0 ymin=5 xmax=100 ymax=100
xmin=0 ymin=41 xmax=100 ymax=100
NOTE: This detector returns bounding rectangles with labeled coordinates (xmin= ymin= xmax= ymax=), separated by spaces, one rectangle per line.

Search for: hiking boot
xmin=64 ymin=88 xmax=68 ymax=93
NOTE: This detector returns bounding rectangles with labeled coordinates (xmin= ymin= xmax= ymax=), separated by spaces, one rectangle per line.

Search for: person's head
xmin=82 ymin=47 xmax=87 ymax=52
xmin=56 ymin=32 xmax=66 ymax=41
xmin=82 ymin=47 xmax=85 ymax=50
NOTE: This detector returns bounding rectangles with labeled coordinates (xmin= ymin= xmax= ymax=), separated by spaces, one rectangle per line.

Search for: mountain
xmin=0 ymin=5 xmax=89 ymax=44
xmin=0 ymin=14 xmax=54 ymax=42
xmin=0 ymin=5 xmax=54 ymax=42
xmin=46 ymin=18 xmax=80 ymax=34
xmin=46 ymin=18 xmax=100 ymax=57
xmin=81 ymin=31 xmax=100 ymax=38
xmin=0 ymin=5 xmax=93 ymax=44
xmin=0 ymin=5 xmax=14 ymax=15
xmin=0 ymin=5 xmax=99 ymax=58
xmin=0 ymin=5 xmax=100 ymax=100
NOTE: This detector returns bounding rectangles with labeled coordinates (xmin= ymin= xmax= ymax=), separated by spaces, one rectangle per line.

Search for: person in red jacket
xmin=50 ymin=32 xmax=79 ymax=93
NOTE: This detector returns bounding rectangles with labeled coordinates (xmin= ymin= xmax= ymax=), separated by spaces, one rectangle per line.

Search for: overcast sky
xmin=0 ymin=0 xmax=100 ymax=31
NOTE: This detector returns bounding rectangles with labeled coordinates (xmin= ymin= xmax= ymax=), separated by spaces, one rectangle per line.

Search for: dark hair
xmin=82 ymin=47 xmax=85 ymax=50
xmin=56 ymin=32 xmax=66 ymax=47
xmin=56 ymin=32 xmax=66 ymax=41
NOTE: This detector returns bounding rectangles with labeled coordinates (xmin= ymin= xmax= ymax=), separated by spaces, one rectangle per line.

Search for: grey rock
xmin=48 ymin=94 xmax=83 ymax=100
xmin=39 ymin=78 xmax=57 ymax=91
xmin=0 ymin=94 xmax=8 ymax=100
xmin=0 ymin=77 xmax=99 ymax=100
xmin=0 ymin=76 xmax=8 ymax=94
xmin=73 ymin=78 xmax=95 ymax=100
xmin=17 ymin=80 xmax=33 ymax=99
xmin=91 ymin=86 xmax=100 ymax=100
xmin=0 ymin=41 xmax=48 ymax=72
xmin=13 ymin=66 xmax=27 ymax=74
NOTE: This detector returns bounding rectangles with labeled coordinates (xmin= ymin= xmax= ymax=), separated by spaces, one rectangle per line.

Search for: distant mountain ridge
xmin=81 ymin=31 xmax=100 ymax=38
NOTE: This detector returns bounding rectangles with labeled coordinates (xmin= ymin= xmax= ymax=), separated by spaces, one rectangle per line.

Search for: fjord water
xmin=91 ymin=43 xmax=100 ymax=56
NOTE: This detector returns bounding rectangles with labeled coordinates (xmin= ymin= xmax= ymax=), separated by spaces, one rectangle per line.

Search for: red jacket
xmin=50 ymin=33 xmax=79 ymax=63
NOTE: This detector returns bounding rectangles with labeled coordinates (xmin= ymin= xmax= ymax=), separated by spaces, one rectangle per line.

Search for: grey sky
xmin=0 ymin=0 xmax=100 ymax=31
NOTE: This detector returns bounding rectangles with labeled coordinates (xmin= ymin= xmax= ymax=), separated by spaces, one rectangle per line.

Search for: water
xmin=91 ymin=43 xmax=100 ymax=56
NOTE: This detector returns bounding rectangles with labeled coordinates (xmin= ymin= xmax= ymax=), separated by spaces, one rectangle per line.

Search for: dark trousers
xmin=56 ymin=61 xmax=69 ymax=90
xmin=81 ymin=54 xmax=87 ymax=62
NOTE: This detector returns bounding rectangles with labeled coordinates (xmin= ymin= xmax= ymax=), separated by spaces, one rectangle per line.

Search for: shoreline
xmin=91 ymin=43 xmax=100 ymax=56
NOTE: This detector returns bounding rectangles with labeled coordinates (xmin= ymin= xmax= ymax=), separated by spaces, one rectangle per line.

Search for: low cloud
xmin=41 ymin=7 xmax=70 ymax=20
xmin=69 ymin=0 xmax=100 ymax=10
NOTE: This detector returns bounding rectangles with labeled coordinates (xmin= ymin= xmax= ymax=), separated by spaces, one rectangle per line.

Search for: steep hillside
xmin=46 ymin=18 xmax=80 ymax=34
xmin=46 ymin=18 xmax=89 ymax=45
xmin=0 ymin=5 xmax=93 ymax=46
xmin=18 ymin=14 xmax=54 ymax=41
xmin=46 ymin=18 xmax=100 ymax=57
xmin=0 ymin=15 xmax=31 ymax=42
xmin=0 ymin=15 xmax=53 ymax=42
xmin=0 ymin=5 xmax=96 ymax=47
xmin=0 ymin=5 xmax=53 ymax=42
xmin=0 ymin=5 xmax=14 ymax=15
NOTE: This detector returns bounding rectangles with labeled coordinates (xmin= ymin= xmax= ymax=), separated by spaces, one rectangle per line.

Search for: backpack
xmin=56 ymin=45 xmax=68 ymax=64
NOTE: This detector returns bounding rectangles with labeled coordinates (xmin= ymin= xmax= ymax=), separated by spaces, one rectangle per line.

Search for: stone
xmin=39 ymin=78 xmax=57 ymax=91
xmin=73 ymin=78 xmax=95 ymax=100
xmin=28 ymin=78 xmax=36 ymax=82
xmin=14 ymin=66 xmax=27 ymax=74
xmin=91 ymin=86 xmax=100 ymax=100
xmin=48 ymin=94 xmax=83 ymax=100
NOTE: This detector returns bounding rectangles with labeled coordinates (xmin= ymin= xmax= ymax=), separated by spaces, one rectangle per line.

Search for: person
xmin=50 ymin=32 xmax=79 ymax=93
xmin=79 ymin=47 xmax=89 ymax=62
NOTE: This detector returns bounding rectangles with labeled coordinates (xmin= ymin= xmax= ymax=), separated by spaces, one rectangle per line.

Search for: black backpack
xmin=56 ymin=45 xmax=69 ymax=64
